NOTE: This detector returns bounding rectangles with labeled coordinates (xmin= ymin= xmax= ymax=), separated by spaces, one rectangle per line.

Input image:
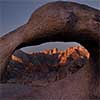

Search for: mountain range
xmin=4 ymin=46 xmax=89 ymax=86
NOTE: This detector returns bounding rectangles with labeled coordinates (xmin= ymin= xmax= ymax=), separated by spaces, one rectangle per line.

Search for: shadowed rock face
xmin=0 ymin=1 xmax=100 ymax=99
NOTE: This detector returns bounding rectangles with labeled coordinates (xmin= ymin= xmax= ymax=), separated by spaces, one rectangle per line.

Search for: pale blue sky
xmin=0 ymin=0 xmax=99 ymax=52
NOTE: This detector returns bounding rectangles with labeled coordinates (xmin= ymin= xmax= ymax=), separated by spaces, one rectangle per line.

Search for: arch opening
xmin=3 ymin=41 xmax=90 ymax=85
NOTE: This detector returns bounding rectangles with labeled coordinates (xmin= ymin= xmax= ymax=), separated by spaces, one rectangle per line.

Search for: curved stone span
xmin=0 ymin=1 xmax=100 ymax=99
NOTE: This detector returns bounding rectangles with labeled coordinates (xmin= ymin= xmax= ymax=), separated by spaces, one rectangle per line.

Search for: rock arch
xmin=0 ymin=1 xmax=99 ymax=99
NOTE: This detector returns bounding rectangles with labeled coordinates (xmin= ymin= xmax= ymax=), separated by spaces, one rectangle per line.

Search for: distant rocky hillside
xmin=3 ymin=46 xmax=89 ymax=85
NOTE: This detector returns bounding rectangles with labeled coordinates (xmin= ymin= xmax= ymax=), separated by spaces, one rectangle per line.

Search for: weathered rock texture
xmin=0 ymin=1 xmax=100 ymax=99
